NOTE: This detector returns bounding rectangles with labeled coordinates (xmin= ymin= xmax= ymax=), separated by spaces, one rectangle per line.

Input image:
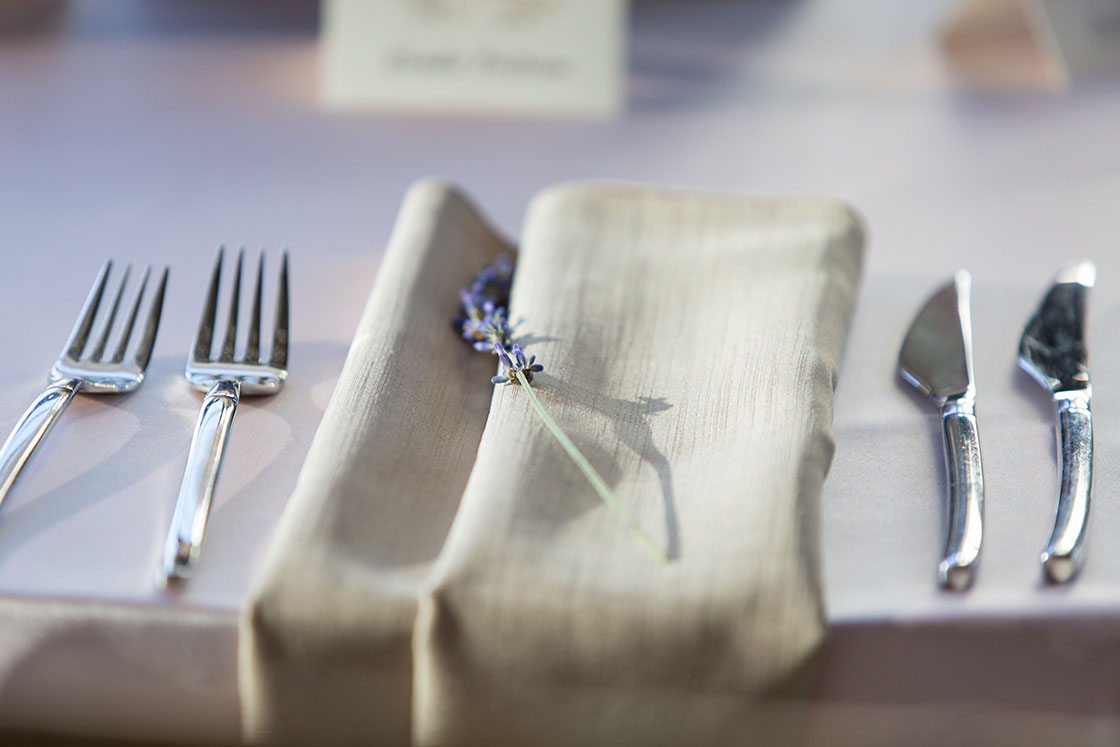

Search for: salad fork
xmin=0 ymin=261 xmax=168 ymax=510
xmin=162 ymin=248 xmax=288 ymax=583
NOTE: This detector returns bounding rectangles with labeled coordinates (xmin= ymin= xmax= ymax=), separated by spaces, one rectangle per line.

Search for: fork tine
xmin=111 ymin=266 xmax=151 ymax=364
xmin=90 ymin=264 xmax=131 ymax=362
xmin=65 ymin=261 xmax=112 ymax=359
xmin=193 ymin=249 xmax=223 ymax=361
xmin=245 ymin=250 xmax=264 ymax=363
xmin=270 ymin=250 xmax=289 ymax=369
xmin=219 ymin=249 xmax=243 ymax=363
xmin=133 ymin=267 xmax=169 ymax=372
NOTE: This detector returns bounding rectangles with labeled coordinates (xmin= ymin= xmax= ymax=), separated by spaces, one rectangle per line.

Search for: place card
xmin=320 ymin=0 xmax=627 ymax=117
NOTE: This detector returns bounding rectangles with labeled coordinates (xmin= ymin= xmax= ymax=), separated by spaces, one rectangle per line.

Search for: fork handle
xmin=161 ymin=379 xmax=240 ymax=582
xmin=0 ymin=379 xmax=80 ymax=511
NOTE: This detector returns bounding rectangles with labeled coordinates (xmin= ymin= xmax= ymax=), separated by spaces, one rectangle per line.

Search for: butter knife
xmin=1018 ymin=260 xmax=1095 ymax=584
xmin=899 ymin=271 xmax=984 ymax=591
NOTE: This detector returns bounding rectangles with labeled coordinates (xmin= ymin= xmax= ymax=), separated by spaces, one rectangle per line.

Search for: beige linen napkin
xmin=413 ymin=183 xmax=863 ymax=746
xmin=240 ymin=180 xmax=513 ymax=745
xmin=240 ymin=179 xmax=863 ymax=746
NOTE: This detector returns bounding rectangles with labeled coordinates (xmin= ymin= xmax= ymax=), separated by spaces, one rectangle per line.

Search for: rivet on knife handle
xmin=1019 ymin=260 xmax=1095 ymax=584
xmin=899 ymin=270 xmax=984 ymax=591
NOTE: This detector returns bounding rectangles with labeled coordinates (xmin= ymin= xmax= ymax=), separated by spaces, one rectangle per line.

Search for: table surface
xmin=3 ymin=0 xmax=1120 ymax=742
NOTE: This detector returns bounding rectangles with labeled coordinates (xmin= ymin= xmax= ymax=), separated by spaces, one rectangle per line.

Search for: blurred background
xmin=3 ymin=0 xmax=1116 ymax=286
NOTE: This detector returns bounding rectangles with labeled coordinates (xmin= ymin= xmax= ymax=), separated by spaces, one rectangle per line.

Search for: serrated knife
xmin=899 ymin=270 xmax=984 ymax=591
xmin=1018 ymin=260 xmax=1095 ymax=584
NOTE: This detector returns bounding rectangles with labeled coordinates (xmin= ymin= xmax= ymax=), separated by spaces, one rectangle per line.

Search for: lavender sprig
xmin=454 ymin=257 xmax=668 ymax=563
xmin=491 ymin=342 xmax=543 ymax=385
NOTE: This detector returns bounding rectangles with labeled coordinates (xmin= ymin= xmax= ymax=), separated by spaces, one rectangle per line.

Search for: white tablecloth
xmin=2 ymin=0 xmax=1120 ymax=742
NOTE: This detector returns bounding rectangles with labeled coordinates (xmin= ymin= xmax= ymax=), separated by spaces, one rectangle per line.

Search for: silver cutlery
xmin=0 ymin=261 xmax=168 ymax=509
xmin=161 ymin=248 xmax=288 ymax=583
xmin=899 ymin=271 xmax=984 ymax=591
xmin=1018 ymin=260 xmax=1095 ymax=584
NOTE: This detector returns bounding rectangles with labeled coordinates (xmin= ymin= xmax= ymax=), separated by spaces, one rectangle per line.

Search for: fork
xmin=0 ymin=261 xmax=169 ymax=510
xmin=161 ymin=248 xmax=288 ymax=583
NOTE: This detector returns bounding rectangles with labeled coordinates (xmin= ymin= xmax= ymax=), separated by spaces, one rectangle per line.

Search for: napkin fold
xmin=240 ymin=179 xmax=864 ymax=746
xmin=240 ymin=180 xmax=513 ymax=745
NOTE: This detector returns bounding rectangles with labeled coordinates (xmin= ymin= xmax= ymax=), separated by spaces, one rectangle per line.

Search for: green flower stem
xmin=515 ymin=370 xmax=668 ymax=563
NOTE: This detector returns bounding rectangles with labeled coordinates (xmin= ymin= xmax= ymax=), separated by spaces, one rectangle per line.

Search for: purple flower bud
xmin=490 ymin=342 xmax=543 ymax=386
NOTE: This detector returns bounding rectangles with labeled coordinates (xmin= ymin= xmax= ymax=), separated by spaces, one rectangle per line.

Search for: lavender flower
xmin=451 ymin=256 xmax=666 ymax=563
xmin=453 ymin=289 xmax=490 ymax=337
xmin=490 ymin=343 xmax=544 ymax=386
xmin=469 ymin=254 xmax=513 ymax=304
xmin=453 ymin=257 xmax=514 ymax=350
xmin=471 ymin=313 xmax=512 ymax=352
xmin=457 ymin=300 xmax=511 ymax=351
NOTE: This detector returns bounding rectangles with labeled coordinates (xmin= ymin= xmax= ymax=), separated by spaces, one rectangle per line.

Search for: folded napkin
xmin=240 ymin=180 xmax=864 ymax=746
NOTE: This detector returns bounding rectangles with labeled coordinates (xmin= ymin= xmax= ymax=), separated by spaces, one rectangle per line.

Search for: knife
xmin=899 ymin=270 xmax=984 ymax=591
xmin=1018 ymin=260 xmax=1095 ymax=584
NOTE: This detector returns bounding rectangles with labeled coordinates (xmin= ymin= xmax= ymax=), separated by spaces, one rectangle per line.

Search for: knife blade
xmin=899 ymin=270 xmax=984 ymax=591
xmin=1018 ymin=260 xmax=1095 ymax=584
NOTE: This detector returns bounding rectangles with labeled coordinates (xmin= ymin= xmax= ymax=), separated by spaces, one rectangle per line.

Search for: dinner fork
xmin=0 ymin=261 xmax=169 ymax=510
xmin=161 ymin=248 xmax=288 ymax=583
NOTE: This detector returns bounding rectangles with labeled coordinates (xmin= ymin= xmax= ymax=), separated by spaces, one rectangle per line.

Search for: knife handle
xmin=939 ymin=400 xmax=984 ymax=591
xmin=1042 ymin=398 xmax=1092 ymax=584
